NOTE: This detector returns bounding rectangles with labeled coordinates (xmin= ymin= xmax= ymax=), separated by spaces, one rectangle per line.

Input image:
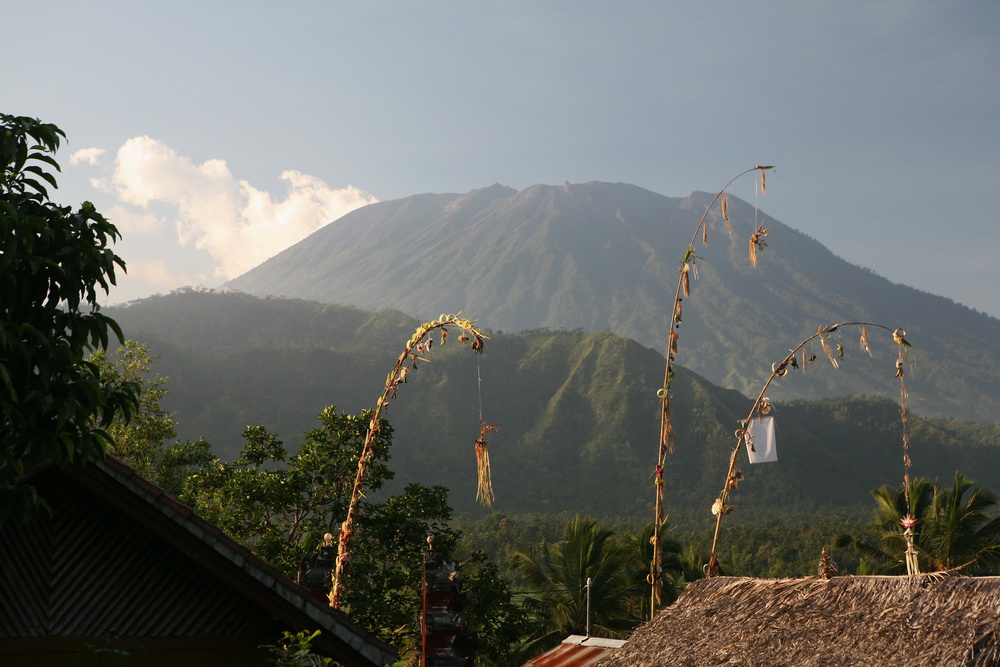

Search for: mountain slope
xmin=107 ymin=291 xmax=1000 ymax=523
xmin=225 ymin=182 xmax=1000 ymax=422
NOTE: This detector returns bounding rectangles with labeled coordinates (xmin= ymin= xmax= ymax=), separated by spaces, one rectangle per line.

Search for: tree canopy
xmin=511 ymin=517 xmax=642 ymax=655
xmin=836 ymin=474 xmax=1000 ymax=574
xmin=91 ymin=340 xmax=213 ymax=495
xmin=0 ymin=114 xmax=138 ymax=523
xmin=178 ymin=409 xmax=463 ymax=654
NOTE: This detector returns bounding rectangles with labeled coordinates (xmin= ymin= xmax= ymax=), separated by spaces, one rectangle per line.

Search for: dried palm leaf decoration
xmin=474 ymin=355 xmax=499 ymax=506
xmin=893 ymin=328 xmax=913 ymax=499
xmin=748 ymin=225 xmax=770 ymax=268
xmin=476 ymin=422 xmax=499 ymax=506
xmin=705 ymin=321 xmax=915 ymax=577
xmin=819 ymin=328 xmax=839 ymax=368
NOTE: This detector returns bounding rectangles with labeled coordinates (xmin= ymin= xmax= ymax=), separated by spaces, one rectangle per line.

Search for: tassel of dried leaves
xmin=748 ymin=225 xmax=769 ymax=268
xmin=476 ymin=422 xmax=500 ymax=507
xmin=660 ymin=401 xmax=675 ymax=455
xmin=859 ymin=324 xmax=871 ymax=356
xmin=819 ymin=334 xmax=839 ymax=368
xmin=475 ymin=439 xmax=494 ymax=507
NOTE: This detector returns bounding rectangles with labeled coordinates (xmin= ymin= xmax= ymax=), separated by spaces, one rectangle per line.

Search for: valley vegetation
xmin=98 ymin=339 xmax=1000 ymax=663
xmin=106 ymin=291 xmax=1000 ymax=523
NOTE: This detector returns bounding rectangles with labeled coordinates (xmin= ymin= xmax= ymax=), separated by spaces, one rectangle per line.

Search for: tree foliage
xmin=179 ymin=408 xmax=508 ymax=657
xmin=90 ymin=341 xmax=213 ymax=495
xmin=92 ymin=342 xmax=176 ymax=459
xmin=511 ymin=517 xmax=642 ymax=656
xmin=88 ymin=342 xmax=532 ymax=661
xmin=927 ymin=473 xmax=1000 ymax=571
xmin=624 ymin=522 xmax=688 ymax=615
xmin=836 ymin=473 xmax=1000 ymax=574
xmin=460 ymin=550 xmax=535 ymax=667
xmin=0 ymin=113 xmax=138 ymax=523
xmin=182 ymin=407 xmax=395 ymax=574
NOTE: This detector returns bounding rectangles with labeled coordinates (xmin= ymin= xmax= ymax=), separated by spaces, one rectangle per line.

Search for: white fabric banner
xmin=746 ymin=415 xmax=777 ymax=464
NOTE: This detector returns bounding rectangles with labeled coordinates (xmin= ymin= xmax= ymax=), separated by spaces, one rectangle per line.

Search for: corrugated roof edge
xmin=563 ymin=635 xmax=626 ymax=649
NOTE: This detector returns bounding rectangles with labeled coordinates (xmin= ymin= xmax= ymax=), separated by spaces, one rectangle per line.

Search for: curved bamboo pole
xmin=330 ymin=315 xmax=486 ymax=609
xmin=704 ymin=321 xmax=911 ymax=576
xmin=649 ymin=166 xmax=773 ymax=616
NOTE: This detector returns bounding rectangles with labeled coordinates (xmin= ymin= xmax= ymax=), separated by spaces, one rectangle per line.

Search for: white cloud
xmin=69 ymin=147 xmax=106 ymax=166
xmin=104 ymin=204 xmax=164 ymax=235
xmin=103 ymin=257 xmax=210 ymax=306
xmin=122 ymin=258 xmax=198 ymax=289
xmin=106 ymin=136 xmax=377 ymax=280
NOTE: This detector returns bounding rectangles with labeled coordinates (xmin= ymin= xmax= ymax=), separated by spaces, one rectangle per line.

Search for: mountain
xmin=106 ymin=291 xmax=1000 ymax=524
xmin=224 ymin=182 xmax=1000 ymax=423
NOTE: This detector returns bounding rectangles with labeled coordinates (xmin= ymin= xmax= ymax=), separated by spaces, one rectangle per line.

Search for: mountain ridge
xmin=225 ymin=181 xmax=1000 ymax=423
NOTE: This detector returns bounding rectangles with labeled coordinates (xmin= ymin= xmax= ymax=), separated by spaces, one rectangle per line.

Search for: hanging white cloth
xmin=745 ymin=415 xmax=777 ymax=463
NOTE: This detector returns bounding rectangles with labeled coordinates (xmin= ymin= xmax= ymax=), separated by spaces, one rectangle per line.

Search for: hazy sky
xmin=6 ymin=2 xmax=1000 ymax=316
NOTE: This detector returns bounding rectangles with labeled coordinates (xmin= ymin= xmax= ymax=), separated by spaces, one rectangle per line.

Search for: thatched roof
xmin=601 ymin=576 xmax=1000 ymax=666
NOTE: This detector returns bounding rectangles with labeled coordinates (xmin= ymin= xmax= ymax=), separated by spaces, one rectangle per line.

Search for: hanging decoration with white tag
xmin=746 ymin=414 xmax=777 ymax=464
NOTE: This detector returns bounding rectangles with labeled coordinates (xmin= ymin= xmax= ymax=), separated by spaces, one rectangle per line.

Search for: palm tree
xmin=676 ymin=542 xmax=715 ymax=583
xmin=511 ymin=517 xmax=639 ymax=656
xmin=837 ymin=474 xmax=1000 ymax=574
xmin=866 ymin=478 xmax=933 ymax=574
xmin=624 ymin=523 xmax=691 ymax=618
xmin=923 ymin=473 xmax=1000 ymax=572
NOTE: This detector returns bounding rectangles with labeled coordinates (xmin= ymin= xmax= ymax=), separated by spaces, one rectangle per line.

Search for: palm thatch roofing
xmin=601 ymin=575 xmax=1000 ymax=666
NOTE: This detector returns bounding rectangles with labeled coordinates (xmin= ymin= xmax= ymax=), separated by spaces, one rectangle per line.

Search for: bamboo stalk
xmin=330 ymin=315 xmax=485 ymax=609
xmin=649 ymin=166 xmax=774 ymax=616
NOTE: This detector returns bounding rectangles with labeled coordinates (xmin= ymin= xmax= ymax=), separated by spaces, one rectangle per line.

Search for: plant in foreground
xmin=512 ymin=517 xmax=638 ymax=657
xmin=261 ymin=630 xmax=331 ymax=666
xmin=1 ymin=113 xmax=138 ymax=523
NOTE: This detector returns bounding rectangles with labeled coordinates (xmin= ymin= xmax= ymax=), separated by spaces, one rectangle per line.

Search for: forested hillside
xmin=108 ymin=291 xmax=1000 ymax=524
xmin=224 ymin=182 xmax=1000 ymax=423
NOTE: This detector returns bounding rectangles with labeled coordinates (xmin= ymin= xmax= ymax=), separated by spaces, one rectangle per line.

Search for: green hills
xmin=107 ymin=290 xmax=1000 ymax=528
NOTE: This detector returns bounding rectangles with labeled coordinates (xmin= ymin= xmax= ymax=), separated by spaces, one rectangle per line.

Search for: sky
xmin=5 ymin=1 xmax=1000 ymax=316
